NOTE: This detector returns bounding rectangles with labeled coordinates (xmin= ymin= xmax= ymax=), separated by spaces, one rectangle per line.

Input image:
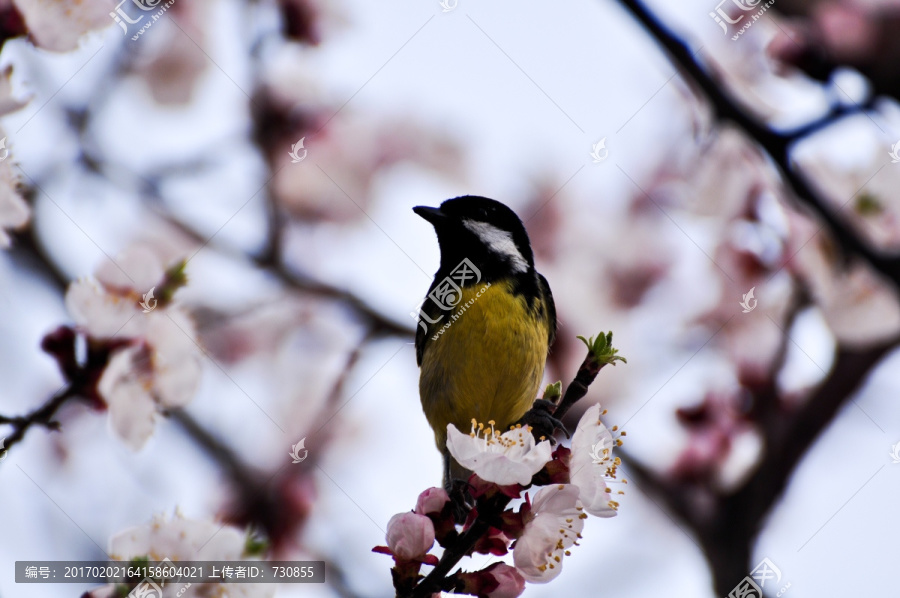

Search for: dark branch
xmin=0 ymin=385 xmax=78 ymax=456
xmin=617 ymin=0 xmax=900 ymax=286
xmin=408 ymin=500 xmax=501 ymax=598
xmin=607 ymin=6 xmax=900 ymax=589
xmin=168 ymin=408 xmax=259 ymax=490
xmin=10 ymin=218 xmax=69 ymax=293
xmin=742 ymin=340 xmax=896 ymax=525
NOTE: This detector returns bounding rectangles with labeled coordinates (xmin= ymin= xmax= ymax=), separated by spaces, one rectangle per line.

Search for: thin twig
xmin=152 ymin=205 xmax=414 ymax=338
xmin=552 ymin=353 xmax=605 ymax=422
xmin=0 ymin=386 xmax=78 ymax=455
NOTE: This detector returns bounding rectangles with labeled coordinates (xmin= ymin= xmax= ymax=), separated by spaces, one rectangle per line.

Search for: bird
xmin=413 ymin=195 xmax=557 ymax=489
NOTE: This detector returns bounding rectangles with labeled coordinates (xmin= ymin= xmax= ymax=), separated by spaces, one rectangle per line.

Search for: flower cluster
xmin=43 ymin=245 xmax=200 ymax=450
xmin=446 ymin=420 xmax=553 ymax=487
xmin=375 ymin=404 xmax=626 ymax=596
xmin=84 ymin=510 xmax=273 ymax=598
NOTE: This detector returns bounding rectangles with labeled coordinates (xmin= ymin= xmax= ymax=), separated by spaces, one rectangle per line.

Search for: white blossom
xmin=0 ymin=155 xmax=27 ymax=249
xmin=65 ymin=245 xmax=200 ymax=449
xmin=13 ymin=0 xmax=112 ymax=52
xmin=569 ymin=404 xmax=624 ymax=517
xmin=96 ymin=311 xmax=201 ymax=450
xmin=512 ymin=484 xmax=586 ymax=583
xmin=0 ymin=66 xmax=30 ymax=249
xmin=446 ymin=420 xmax=552 ymax=486
xmin=87 ymin=511 xmax=274 ymax=598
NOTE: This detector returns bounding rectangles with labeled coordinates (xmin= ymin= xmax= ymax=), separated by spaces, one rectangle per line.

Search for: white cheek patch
xmin=462 ymin=219 xmax=529 ymax=273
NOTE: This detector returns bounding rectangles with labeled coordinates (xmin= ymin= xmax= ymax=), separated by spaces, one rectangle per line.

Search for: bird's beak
xmin=413 ymin=205 xmax=447 ymax=225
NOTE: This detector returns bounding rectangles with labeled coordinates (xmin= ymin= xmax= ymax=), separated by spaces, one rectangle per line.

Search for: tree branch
xmin=409 ymin=509 xmax=497 ymax=598
xmin=151 ymin=205 xmax=414 ymax=338
xmin=742 ymin=340 xmax=896 ymax=525
xmin=616 ymin=0 xmax=900 ymax=286
xmin=594 ymin=9 xmax=900 ymax=574
xmin=0 ymin=385 xmax=78 ymax=456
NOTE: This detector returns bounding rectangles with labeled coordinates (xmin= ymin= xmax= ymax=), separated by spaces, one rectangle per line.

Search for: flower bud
xmin=458 ymin=562 xmax=525 ymax=598
xmin=415 ymin=487 xmax=450 ymax=516
xmin=385 ymin=512 xmax=434 ymax=561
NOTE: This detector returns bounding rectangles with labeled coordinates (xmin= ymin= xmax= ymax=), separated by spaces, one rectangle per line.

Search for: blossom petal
xmin=107 ymin=512 xmax=275 ymax=598
xmin=446 ymin=423 xmax=487 ymax=463
xmin=145 ymin=309 xmax=201 ymax=407
xmin=415 ymin=487 xmax=449 ymax=516
xmin=483 ymin=563 xmax=525 ymax=598
xmin=513 ymin=485 xmax=584 ymax=583
xmin=13 ymin=0 xmax=113 ymax=52
xmin=446 ymin=424 xmax=552 ymax=486
xmin=95 ymin=245 xmax=165 ymax=293
xmin=0 ymin=67 xmax=30 ymax=117
xmin=570 ymin=404 xmax=618 ymax=517
xmin=513 ymin=514 xmax=565 ymax=583
xmin=110 ymin=511 xmax=245 ymax=562
xmin=0 ymin=154 xmax=28 ymax=249
xmin=65 ymin=279 xmax=141 ymax=338
xmin=99 ymin=349 xmax=157 ymax=451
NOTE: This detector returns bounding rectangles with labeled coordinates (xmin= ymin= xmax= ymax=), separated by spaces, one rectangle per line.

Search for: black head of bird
xmin=412 ymin=195 xmax=536 ymax=282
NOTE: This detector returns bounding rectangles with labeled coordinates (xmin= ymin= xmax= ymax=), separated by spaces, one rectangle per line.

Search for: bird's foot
xmin=517 ymin=398 xmax=569 ymax=442
xmin=444 ymin=478 xmax=474 ymax=524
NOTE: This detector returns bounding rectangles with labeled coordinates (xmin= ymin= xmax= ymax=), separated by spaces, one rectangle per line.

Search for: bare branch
xmin=0 ymin=386 xmax=78 ymax=456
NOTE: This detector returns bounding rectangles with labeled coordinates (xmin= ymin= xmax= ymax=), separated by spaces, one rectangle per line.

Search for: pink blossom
xmin=415 ymin=487 xmax=449 ymax=516
xmin=459 ymin=562 xmax=525 ymax=598
xmin=482 ymin=563 xmax=526 ymax=598
xmin=385 ymin=512 xmax=435 ymax=561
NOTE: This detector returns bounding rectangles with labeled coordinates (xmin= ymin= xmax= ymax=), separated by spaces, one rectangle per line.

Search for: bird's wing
xmin=537 ymin=272 xmax=557 ymax=348
xmin=415 ymin=284 xmax=446 ymax=366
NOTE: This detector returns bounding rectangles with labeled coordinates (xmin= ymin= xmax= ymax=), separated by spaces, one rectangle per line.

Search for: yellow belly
xmin=418 ymin=280 xmax=550 ymax=451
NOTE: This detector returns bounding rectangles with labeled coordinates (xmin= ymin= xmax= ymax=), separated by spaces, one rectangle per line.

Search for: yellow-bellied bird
xmin=413 ymin=196 xmax=557 ymax=486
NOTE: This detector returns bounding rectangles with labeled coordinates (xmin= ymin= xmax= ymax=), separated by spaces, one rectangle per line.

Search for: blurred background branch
xmin=1 ymin=0 xmax=899 ymax=596
xmin=616 ymin=0 xmax=900 ymax=594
